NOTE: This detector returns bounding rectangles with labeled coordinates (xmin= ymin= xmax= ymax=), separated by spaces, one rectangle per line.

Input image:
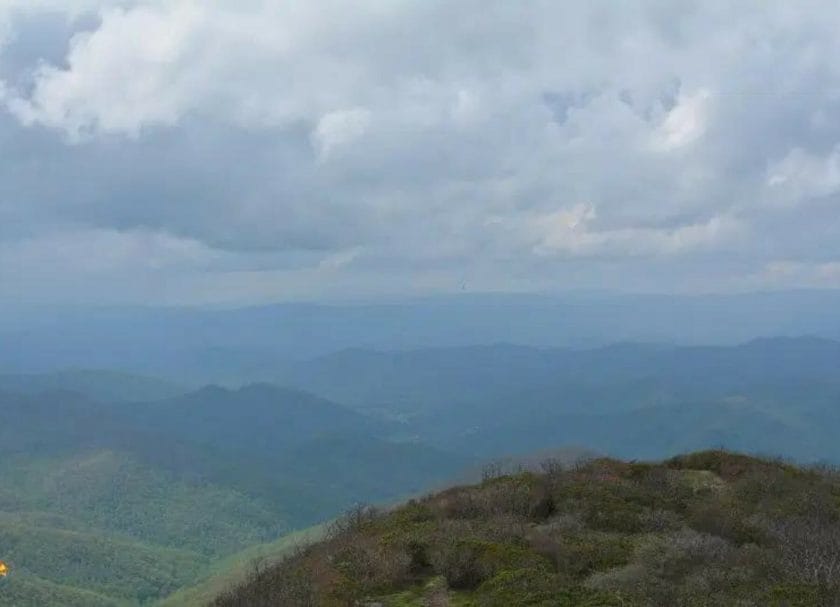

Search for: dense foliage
xmin=214 ymin=451 xmax=840 ymax=607
xmin=0 ymin=383 xmax=467 ymax=605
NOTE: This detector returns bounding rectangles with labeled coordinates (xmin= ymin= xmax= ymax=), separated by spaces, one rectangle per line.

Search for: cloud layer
xmin=2 ymin=1 xmax=840 ymax=303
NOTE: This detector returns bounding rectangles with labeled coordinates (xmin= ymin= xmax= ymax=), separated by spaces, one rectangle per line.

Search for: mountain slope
xmin=0 ymin=369 xmax=186 ymax=403
xmin=0 ymin=520 xmax=205 ymax=603
xmin=158 ymin=525 xmax=326 ymax=607
xmin=7 ymin=338 xmax=840 ymax=604
xmin=213 ymin=450 xmax=840 ymax=607
xmin=122 ymin=383 xmax=382 ymax=454
xmin=0 ymin=450 xmax=286 ymax=556
xmin=0 ymin=573 xmax=119 ymax=607
xmin=0 ymin=384 xmax=469 ymax=604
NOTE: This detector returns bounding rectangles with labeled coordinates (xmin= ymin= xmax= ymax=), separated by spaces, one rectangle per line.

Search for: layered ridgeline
xmin=276 ymin=336 xmax=840 ymax=461
xmin=0 ymin=369 xmax=186 ymax=403
xmin=5 ymin=337 xmax=840 ymax=604
xmin=0 ymin=376 xmax=469 ymax=606
xmin=6 ymin=292 xmax=840 ymax=381
xmin=214 ymin=451 xmax=840 ymax=607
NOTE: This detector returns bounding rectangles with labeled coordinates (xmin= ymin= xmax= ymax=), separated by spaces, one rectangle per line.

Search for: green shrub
xmin=766 ymin=583 xmax=833 ymax=607
xmin=477 ymin=569 xmax=627 ymax=607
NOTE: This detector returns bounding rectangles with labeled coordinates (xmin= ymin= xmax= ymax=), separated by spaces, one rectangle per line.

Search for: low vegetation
xmin=158 ymin=525 xmax=326 ymax=607
xmin=214 ymin=450 xmax=840 ymax=606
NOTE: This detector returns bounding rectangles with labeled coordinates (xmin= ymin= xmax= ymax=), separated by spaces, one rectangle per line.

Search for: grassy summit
xmin=213 ymin=450 xmax=840 ymax=606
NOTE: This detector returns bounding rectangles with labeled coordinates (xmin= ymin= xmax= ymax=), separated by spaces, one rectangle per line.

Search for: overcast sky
xmin=1 ymin=1 xmax=840 ymax=305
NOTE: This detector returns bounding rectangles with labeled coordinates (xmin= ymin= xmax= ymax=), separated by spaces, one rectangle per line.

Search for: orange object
xmin=0 ymin=561 xmax=8 ymax=577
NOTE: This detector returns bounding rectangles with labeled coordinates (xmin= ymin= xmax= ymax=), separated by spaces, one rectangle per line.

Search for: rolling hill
xmin=0 ymin=384 xmax=470 ymax=604
xmin=213 ymin=450 xmax=840 ymax=606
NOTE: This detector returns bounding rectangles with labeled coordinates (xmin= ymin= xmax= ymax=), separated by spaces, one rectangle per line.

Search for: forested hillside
xmin=214 ymin=451 xmax=840 ymax=606
xmin=0 ymin=385 xmax=468 ymax=605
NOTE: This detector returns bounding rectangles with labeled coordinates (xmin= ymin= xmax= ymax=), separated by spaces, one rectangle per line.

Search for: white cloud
xmin=1 ymin=2 xmax=418 ymax=137
xmin=2 ymin=2 xmax=840 ymax=301
xmin=317 ymin=247 xmax=362 ymax=270
xmin=495 ymin=204 xmax=741 ymax=259
xmin=752 ymin=260 xmax=840 ymax=289
xmin=312 ymin=108 xmax=371 ymax=160
xmin=651 ymin=89 xmax=711 ymax=151
xmin=5 ymin=3 xmax=205 ymax=139
xmin=0 ymin=227 xmax=219 ymax=274
xmin=766 ymin=145 xmax=840 ymax=205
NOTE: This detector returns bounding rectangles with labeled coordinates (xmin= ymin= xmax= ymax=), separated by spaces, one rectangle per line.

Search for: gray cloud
xmin=1 ymin=1 xmax=840 ymax=304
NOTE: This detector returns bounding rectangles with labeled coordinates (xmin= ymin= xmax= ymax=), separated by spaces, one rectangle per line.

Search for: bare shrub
xmin=333 ymin=537 xmax=411 ymax=588
xmin=480 ymin=479 xmax=534 ymax=517
xmin=438 ymin=487 xmax=483 ymax=519
xmin=428 ymin=538 xmax=492 ymax=589
xmin=439 ymin=478 xmax=540 ymax=520
xmin=212 ymin=549 xmax=319 ymax=607
xmin=586 ymin=529 xmax=741 ymax=606
xmin=687 ymin=499 xmax=764 ymax=545
xmin=328 ymin=503 xmax=381 ymax=539
xmin=639 ymin=508 xmax=682 ymax=532
xmin=540 ymin=457 xmax=566 ymax=478
xmin=482 ymin=461 xmax=504 ymax=482
xmin=763 ymin=516 xmax=840 ymax=588
xmin=542 ymin=513 xmax=585 ymax=534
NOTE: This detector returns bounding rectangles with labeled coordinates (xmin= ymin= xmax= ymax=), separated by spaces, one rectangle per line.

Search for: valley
xmin=3 ymin=336 xmax=840 ymax=604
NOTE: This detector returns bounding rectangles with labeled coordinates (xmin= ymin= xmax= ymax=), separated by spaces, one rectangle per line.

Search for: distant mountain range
xmin=0 ymin=369 xmax=186 ymax=402
xmin=5 ymin=290 xmax=840 ymax=382
xmin=3 ymin=334 xmax=840 ymax=604
xmin=276 ymin=336 xmax=840 ymax=461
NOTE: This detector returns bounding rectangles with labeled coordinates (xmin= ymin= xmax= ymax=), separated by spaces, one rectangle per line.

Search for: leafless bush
xmin=640 ymin=508 xmax=682 ymax=532
xmin=438 ymin=488 xmax=483 ymax=519
xmin=212 ymin=549 xmax=319 ymax=607
xmin=481 ymin=514 xmax=529 ymax=543
xmin=439 ymin=479 xmax=539 ymax=520
xmin=543 ymin=512 xmax=585 ymax=534
xmin=571 ymin=454 xmax=596 ymax=472
xmin=428 ymin=537 xmax=492 ymax=589
xmin=763 ymin=516 xmax=840 ymax=588
xmin=647 ymin=528 xmax=734 ymax=577
xmin=586 ymin=529 xmax=741 ymax=606
xmin=540 ymin=457 xmax=566 ymax=478
xmin=527 ymin=513 xmax=585 ymax=562
xmin=328 ymin=503 xmax=381 ymax=539
xmin=482 ymin=461 xmax=504 ymax=482
xmin=480 ymin=479 xmax=534 ymax=517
